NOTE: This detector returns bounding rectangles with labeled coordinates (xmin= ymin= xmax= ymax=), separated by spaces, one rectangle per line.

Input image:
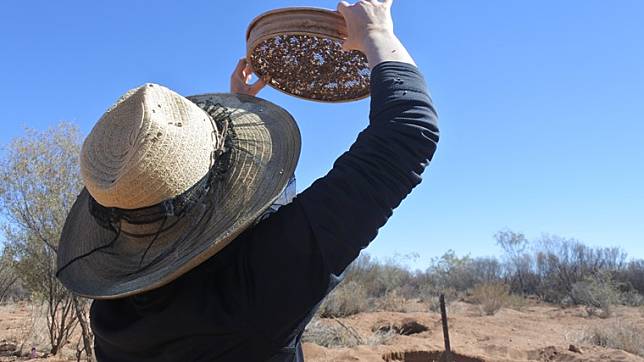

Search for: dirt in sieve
xmin=249 ymin=34 xmax=370 ymax=102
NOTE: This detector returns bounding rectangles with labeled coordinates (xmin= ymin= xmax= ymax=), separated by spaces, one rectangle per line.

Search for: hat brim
xmin=56 ymin=93 xmax=301 ymax=299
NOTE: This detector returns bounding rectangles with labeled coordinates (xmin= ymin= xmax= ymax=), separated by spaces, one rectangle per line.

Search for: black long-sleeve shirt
xmin=90 ymin=61 xmax=440 ymax=362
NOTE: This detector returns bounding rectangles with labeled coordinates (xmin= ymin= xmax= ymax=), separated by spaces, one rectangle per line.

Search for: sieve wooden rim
xmin=246 ymin=7 xmax=348 ymax=45
xmin=245 ymin=7 xmax=370 ymax=103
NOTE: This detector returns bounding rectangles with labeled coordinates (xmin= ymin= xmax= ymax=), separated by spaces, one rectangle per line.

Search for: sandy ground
xmin=302 ymin=301 xmax=644 ymax=361
xmin=1 ymin=300 xmax=643 ymax=361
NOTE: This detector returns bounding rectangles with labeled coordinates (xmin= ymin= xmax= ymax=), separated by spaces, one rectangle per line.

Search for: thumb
xmin=337 ymin=1 xmax=350 ymax=14
xmin=340 ymin=39 xmax=353 ymax=51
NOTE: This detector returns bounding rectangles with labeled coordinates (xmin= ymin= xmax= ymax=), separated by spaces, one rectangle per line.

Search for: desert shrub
xmin=328 ymin=237 xmax=643 ymax=316
xmin=470 ymin=257 xmax=504 ymax=284
xmin=318 ymin=281 xmax=368 ymax=318
xmin=571 ymin=273 xmax=620 ymax=318
xmin=504 ymin=293 xmax=528 ymax=311
xmin=371 ymin=290 xmax=406 ymax=313
xmin=425 ymin=251 xmax=503 ymax=294
xmin=395 ymin=269 xmax=436 ymax=300
xmin=471 ymin=282 xmax=509 ymax=316
xmin=619 ymin=290 xmax=644 ymax=307
xmin=616 ymin=260 xmax=644 ymax=296
xmin=303 ymin=319 xmax=361 ymax=348
xmin=343 ymin=254 xmax=414 ymax=299
xmin=426 ymin=251 xmax=475 ymax=292
xmin=423 ymin=287 xmax=458 ymax=313
xmin=580 ymin=321 xmax=644 ymax=357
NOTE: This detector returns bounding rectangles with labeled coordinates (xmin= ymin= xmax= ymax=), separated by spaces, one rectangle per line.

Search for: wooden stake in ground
xmin=440 ymin=294 xmax=453 ymax=362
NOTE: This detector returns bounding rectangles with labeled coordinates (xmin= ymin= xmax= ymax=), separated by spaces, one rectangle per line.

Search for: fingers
xmin=232 ymin=58 xmax=247 ymax=79
xmin=337 ymin=1 xmax=353 ymax=50
xmin=232 ymin=58 xmax=257 ymax=82
xmin=247 ymin=78 xmax=266 ymax=96
xmin=339 ymin=0 xmax=392 ymax=8
xmin=340 ymin=39 xmax=352 ymax=51
xmin=337 ymin=1 xmax=350 ymax=13
xmin=243 ymin=63 xmax=254 ymax=82
xmin=231 ymin=57 xmax=265 ymax=96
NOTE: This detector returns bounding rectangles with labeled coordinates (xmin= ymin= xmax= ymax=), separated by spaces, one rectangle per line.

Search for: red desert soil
xmin=1 ymin=301 xmax=643 ymax=361
xmin=302 ymin=301 xmax=644 ymax=362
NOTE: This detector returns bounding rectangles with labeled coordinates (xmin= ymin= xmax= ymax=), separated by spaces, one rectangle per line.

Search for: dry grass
xmin=471 ymin=283 xmax=510 ymax=316
xmin=366 ymin=329 xmax=397 ymax=346
xmin=303 ymin=318 xmax=398 ymax=349
xmin=318 ymin=281 xmax=368 ymax=318
xmin=579 ymin=320 xmax=644 ymax=357
xmin=12 ymin=303 xmax=48 ymax=356
xmin=303 ymin=319 xmax=362 ymax=348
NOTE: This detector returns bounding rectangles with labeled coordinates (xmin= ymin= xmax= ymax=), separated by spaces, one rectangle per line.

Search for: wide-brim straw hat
xmin=56 ymin=83 xmax=300 ymax=299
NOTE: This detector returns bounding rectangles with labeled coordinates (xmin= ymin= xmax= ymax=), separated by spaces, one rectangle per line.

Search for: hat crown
xmin=81 ymin=83 xmax=215 ymax=209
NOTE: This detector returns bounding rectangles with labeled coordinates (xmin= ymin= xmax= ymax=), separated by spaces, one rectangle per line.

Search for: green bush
xmin=571 ymin=273 xmax=620 ymax=318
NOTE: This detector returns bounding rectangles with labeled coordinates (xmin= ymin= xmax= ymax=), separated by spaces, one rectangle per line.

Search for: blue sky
xmin=1 ymin=1 xmax=643 ymax=268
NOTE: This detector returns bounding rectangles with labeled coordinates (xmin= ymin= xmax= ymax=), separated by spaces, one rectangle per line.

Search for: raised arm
xmin=239 ymin=0 xmax=439 ymax=340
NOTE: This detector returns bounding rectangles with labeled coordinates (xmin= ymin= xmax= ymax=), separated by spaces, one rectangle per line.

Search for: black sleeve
xmin=239 ymin=61 xmax=439 ymax=340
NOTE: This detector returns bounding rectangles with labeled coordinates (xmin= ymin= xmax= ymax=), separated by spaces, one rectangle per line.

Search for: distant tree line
xmin=320 ymin=230 xmax=644 ymax=318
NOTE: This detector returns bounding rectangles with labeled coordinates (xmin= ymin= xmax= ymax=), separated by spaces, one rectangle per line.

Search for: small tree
xmin=0 ymin=123 xmax=94 ymax=360
xmin=495 ymin=229 xmax=533 ymax=294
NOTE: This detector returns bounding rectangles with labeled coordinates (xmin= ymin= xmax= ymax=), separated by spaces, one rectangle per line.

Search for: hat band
xmin=87 ymin=166 xmax=213 ymax=230
xmin=88 ymin=101 xmax=234 ymax=229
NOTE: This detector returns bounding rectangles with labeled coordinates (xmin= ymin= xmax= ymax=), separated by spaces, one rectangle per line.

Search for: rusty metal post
xmin=439 ymin=294 xmax=453 ymax=362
